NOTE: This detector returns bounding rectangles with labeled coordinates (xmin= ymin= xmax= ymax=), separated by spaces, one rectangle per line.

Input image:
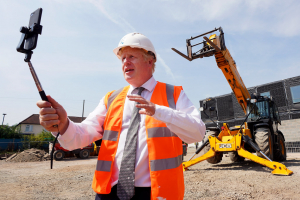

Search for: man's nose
xmin=123 ymin=57 xmax=130 ymax=64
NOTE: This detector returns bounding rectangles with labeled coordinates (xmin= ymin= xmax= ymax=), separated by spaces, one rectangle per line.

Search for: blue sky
xmin=1 ymin=0 xmax=300 ymax=125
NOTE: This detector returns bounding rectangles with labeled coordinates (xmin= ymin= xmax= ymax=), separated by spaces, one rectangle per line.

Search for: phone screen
xmin=24 ymin=8 xmax=43 ymax=51
xmin=28 ymin=9 xmax=42 ymax=27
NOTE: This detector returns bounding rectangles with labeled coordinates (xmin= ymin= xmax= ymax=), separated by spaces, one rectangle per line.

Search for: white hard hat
xmin=113 ymin=32 xmax=156 ymax=60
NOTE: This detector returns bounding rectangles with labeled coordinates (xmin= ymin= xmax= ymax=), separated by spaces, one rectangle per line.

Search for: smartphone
xmin=24 ymin=8 xmax=43 ymax=51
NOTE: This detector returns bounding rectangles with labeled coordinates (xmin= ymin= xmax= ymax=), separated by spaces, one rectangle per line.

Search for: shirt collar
xmin=129 ymin=76 xmax=157 ymax=94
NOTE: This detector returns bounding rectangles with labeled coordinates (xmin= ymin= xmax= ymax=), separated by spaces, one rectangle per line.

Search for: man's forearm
xmin=153 ymin=104 xmax=206 ymax=143
xmin=54 ymin=120 xmax=103 ymax=150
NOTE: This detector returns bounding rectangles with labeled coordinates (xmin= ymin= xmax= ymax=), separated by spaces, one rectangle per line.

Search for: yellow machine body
xmin=182 ymin=123 xmax=293 ymax=175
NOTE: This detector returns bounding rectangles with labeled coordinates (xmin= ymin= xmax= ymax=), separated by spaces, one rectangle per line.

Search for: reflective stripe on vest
xmin=102 ymin=130 xmax=118 ymax=141
xmin=107 ymin=87 xmax=123 ymax=110
xmin=96 ymin=160 xmax=112 ymax=172
xmin=150 ymin=154 xmax=182 ymax=171
xmin=166 ymin=83 xmax=175 ymax=109
xmin=147 ymin=127 xmax=178 ymax=138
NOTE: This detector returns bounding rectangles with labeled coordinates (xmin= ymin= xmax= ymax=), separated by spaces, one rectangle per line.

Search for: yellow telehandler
xmin=172 ymin=27 xmax=292 ymax=175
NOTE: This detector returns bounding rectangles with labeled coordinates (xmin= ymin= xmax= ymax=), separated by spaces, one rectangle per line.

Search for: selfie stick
xmin=16 ymin=9 xmax=59 ymax=169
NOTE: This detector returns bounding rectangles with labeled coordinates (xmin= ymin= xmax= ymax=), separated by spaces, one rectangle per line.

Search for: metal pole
xmin=2 ymin=113 xmax=6 ymax=125
xmin=82 ymin=100 xmax=85 ymax=122
xmin=28 ymin=61 xmax=44 ymax=92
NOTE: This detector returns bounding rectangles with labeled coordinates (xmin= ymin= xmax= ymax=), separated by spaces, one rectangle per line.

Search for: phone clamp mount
xmin=16 ymin=23 xmax=43 ymax=62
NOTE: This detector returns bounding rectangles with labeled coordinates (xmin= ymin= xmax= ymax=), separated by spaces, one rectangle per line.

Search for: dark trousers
xmin=95 ymin=185 xmax=151 ymax=200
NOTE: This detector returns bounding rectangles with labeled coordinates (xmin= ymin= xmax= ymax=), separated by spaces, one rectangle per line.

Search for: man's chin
xmin=125 ymin=77 xmax=142 ymax=87
xmin=124 ymin=76 xmax=134 ymax=83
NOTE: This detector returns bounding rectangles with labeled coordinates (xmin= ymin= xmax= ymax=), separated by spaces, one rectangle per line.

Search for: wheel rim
xmin=83 ymin=151 xmax=89 ymax=157
xmin=56 ymin=152 xmax=63 ymax=159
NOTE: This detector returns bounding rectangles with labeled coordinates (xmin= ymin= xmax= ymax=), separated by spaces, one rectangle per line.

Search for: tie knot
xmin=137 ymin=87 xmax=145 ymax=95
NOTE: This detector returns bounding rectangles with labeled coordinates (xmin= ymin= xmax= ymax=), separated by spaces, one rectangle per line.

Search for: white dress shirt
xmin=55 ymin=76 xmax=206 ymax=187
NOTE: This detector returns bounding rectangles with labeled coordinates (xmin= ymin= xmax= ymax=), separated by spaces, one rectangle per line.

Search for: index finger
xmin=36 ymin=100 xmax=52 ymax=108
xmin=127 ymin=95 xmax=147 ymax=104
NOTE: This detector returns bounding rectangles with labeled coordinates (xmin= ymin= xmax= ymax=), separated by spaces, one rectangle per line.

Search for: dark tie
xmin=117 ymin=87 xmax=145 ymax=200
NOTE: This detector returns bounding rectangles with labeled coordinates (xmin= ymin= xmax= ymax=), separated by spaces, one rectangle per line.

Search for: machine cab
xmin=247 ymin=96 xmax=281 ymax=130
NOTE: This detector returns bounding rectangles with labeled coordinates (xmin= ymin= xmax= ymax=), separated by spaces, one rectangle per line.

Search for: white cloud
xmin=87 ymin=0 xmax=119 ymax=24
xmin=144 ymin=0 xmax=300 ymax=37
xmin=157 ymin=54 xmax=175 ymax=80
xmin=87 ymin=0 xmax=135 ymax=33
xmin=43 ymin=0 xmax=300 ymax=37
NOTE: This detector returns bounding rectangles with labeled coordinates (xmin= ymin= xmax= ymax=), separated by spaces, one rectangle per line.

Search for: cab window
xmin=291 ymin=85 xmax=300 ymax=103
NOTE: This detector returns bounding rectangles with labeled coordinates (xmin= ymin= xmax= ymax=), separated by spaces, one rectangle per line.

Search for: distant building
xmin=18 ymin=114 xmax=86 ymax=135
xmin=199 ymin=75 xmax=300 ymax=152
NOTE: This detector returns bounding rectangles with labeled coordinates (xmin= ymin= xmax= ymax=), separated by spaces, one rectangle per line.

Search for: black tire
xmin=203 ymin=130 xmax=223 ymax=164
xmin=79 ymin=149 xmax=90 ymax=159
xmin=74 ymin=153 xmax=80 ymax=158
xmin=228 ymin=151 xmax=245 ymax=162
xmin=54 ymin=150 xmax=65 ymax=161
xmin=254 ymin=127 xmax=274 ymax=160
xmin=274 ymin=133 xmax=287 ymax=161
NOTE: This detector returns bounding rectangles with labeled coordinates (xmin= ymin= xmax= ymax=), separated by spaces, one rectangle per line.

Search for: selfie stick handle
xmin=28 ymin=61 xmax=58 ymax=128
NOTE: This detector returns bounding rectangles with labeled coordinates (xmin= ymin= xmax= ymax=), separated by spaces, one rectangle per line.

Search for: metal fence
xmin=285 ymin=142 xmax=300 ymax=153
xmin=0 ymin=139 xmax=50 ymax=151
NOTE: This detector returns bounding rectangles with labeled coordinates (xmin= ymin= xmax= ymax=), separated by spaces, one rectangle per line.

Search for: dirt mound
xmin=5 ymin=148 xmax=50 ymax=162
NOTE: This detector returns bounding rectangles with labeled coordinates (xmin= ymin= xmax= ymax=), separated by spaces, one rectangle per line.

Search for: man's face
xmin=120 ymin=47 xmax=153 ymax=87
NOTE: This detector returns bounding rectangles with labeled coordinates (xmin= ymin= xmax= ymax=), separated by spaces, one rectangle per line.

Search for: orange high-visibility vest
xmin=92 ymin=81 xmax=185 ymax=200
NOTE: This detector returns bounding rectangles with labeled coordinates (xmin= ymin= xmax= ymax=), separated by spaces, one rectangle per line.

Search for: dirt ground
xmin=1 ymin=147 xmax=300 ymax=200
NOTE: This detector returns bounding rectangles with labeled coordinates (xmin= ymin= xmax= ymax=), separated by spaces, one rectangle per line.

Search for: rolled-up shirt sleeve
xmin=53 ymin=97 xmax=107 ymax=150
xmin=153 ymin=90 xmax=206 ymax=144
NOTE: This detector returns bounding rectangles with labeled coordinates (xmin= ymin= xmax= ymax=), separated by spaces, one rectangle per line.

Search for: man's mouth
xmin=125 ymin=69 xmax=134 ymax=73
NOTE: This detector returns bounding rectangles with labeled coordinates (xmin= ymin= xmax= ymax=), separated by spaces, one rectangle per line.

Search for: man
xmin=37 ymin=33 xmax=206 ymax=200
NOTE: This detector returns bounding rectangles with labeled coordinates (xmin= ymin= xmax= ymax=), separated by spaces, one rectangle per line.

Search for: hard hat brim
xmin=113 ymin=45 xmax=157 ymax=59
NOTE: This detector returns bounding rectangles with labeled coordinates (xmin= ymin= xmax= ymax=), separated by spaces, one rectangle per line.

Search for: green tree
xmin=22 ymin=130 xmax=55 ymax=149
xmin=0 ymin=125 xmax=22 ymax=139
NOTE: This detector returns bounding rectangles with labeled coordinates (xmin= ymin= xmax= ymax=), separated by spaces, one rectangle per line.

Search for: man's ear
xmin=148 ymin=58 xmax=153 ymax=66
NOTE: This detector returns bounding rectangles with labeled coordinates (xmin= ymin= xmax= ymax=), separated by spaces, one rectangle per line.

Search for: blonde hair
xmin=119 ymin=47 xmax=156 ymax=73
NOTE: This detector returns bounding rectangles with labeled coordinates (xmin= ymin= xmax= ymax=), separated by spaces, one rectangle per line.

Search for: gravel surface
xmin=0 ymin=148 xmax=299 ymax=200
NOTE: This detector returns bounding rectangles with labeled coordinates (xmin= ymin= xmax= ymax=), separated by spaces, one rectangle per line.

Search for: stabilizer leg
xmin=182 ymin=149 xmax=216 ymax=171
xmin=237 ymin=147 xmax=293 ymax=175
